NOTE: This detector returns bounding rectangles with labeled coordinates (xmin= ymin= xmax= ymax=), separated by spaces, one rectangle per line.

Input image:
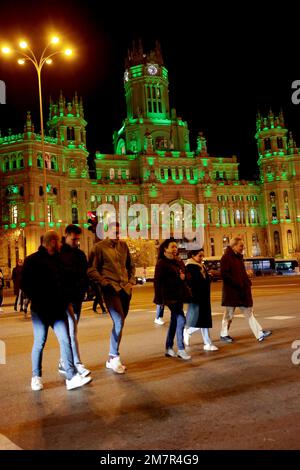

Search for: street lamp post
xmin=1 ymin=37 xmax=73 ymax=229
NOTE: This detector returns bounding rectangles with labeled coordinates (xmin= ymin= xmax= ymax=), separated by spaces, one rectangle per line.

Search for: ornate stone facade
xmin=0 ymin=42 xmax=298 ymax=277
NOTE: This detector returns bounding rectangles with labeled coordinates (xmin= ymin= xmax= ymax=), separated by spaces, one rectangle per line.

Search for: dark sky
xmin=0 ymin=1 xmax=299 ymax=180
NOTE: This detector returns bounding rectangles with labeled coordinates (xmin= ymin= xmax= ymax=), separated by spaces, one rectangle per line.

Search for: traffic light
xmin=87 ymin=211 xmax=98 ymax=234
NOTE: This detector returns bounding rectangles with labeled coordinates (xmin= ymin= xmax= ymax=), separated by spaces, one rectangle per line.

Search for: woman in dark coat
xmin=154 ymin=239 xmax=191 ymax=360
xmin=184 ymin=249 xmax=218 ymax=351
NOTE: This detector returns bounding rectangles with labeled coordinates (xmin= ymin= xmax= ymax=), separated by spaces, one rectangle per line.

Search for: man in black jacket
xmin=59 ymin=224 xmax=90 ymax=378
xmin=21 ymin=230 xmax=92 ymax=391
xmin=220 ymin=236 xmax=272 ymax=343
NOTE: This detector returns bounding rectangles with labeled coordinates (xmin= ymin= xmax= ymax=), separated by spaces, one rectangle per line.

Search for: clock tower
xmin=114 ymin=40 xmax=190 ymax=154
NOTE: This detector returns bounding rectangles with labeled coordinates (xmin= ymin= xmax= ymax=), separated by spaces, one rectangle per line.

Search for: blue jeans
xmin=156 ymin=304 xmax=164 ymax=319
xmin=103 ymin=289 xmax=131 ymax=357
xmin=31 ymin=311 xmax=76 ymax=380
xmin=66 ymin=302 xmax=82 ymax=366
xmin=166 ymin=303 xmax=186 ymax=350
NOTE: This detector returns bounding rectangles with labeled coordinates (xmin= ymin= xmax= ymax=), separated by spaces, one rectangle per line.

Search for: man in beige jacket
xmin=87 ymin=222 xmax=135 ymax=374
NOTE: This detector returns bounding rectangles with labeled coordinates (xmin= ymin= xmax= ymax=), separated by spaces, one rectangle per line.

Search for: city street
xmin=0 ymin=276 xmax=300 ymax=451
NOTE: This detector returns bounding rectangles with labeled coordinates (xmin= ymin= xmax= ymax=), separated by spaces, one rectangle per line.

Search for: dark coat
xmin=21 ymin=246 xmax=69 ymax=322
xmin=221 ymin=246 xmax=253 ymax=307
xmin=60 ymin=243 xmax=88 ymax=303
xmin=154 ymin=256 xmax=189 ymax=306
xmin=186 ymin=261 xmax=212 ymax=328
xmin=12 ymin=265 xmax=23 ymax=295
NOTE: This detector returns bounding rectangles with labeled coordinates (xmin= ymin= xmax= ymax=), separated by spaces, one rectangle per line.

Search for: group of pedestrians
xmin=15 ymin=224 xmax=271 ymax=391
xmin=20 ymin=221 xmax=135 ymax=390
xmin=153 ymin=237 xmax=272 ymax=360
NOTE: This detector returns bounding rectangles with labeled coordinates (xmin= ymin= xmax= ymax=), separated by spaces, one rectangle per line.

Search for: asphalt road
xmin=0 ymin=276 xmax=300 ymax=452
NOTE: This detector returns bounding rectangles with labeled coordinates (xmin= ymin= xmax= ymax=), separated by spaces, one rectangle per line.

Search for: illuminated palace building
xmin=1 ymin=42 xmax=300 ymax=274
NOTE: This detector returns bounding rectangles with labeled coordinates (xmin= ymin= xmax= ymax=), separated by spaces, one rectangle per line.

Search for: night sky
xmin=0 ymin=1 xmax=299 ymax=180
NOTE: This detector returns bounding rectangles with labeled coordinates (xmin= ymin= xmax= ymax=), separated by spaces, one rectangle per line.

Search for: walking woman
xmin=154 ymin=239 xmax=191 ymax=360
xmin=184 ymin=248 xmax=218 ymax=351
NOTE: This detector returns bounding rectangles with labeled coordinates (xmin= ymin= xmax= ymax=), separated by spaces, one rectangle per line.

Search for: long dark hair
xmin=157 ymin=238 xmax=177 ymax=260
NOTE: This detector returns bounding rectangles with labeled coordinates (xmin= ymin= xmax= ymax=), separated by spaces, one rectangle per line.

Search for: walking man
xmin=220 ymin=236 xmax=272 ymax=343
xmin=87 ymin=222 xmax=135 ymax=374
xmin=21 ymin=230 xmax=92 ymax=391
xmin=59 ymin=224 xmax=91 ymax=378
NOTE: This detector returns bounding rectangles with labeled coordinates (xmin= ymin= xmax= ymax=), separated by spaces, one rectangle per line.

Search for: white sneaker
xmin=183 ymin=328 xmax=191 ymax=346
xmin=76 ymin=363 xmax=91 ymax=377
xmin=31 ymin=376 xmax=43 ymax=391
xmin=154 ymin=318 xmax=165 ymax=325
xmin=165 ymin=348 xmax=177 ymax=357
xmin=203 ymin=344 xmax=219 ymax=351
xmin=106 ymin=356 xmax=125 ymax=374
xmin=177 ymin=349 xmax=191 ymax=360
xmin=66 ymin=373 xmax=92 ymax=390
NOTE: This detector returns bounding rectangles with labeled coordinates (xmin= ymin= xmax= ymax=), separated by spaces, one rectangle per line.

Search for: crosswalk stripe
xmin=264 ymin=315 xmax=296 ymax=320
xmin=0 ymin=434 xmax=22 ymax=450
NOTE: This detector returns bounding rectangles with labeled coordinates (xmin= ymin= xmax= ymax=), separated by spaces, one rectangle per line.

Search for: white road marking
xmin=253 ymin=284 xmax=298 ymax=288
xmin=264 ymin=315 xmax=296 ymax=320
xmin=0 ymin=434 xmax=22 ymax=450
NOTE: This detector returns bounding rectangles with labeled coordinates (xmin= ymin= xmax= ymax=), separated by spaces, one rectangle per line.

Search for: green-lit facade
xmin=0 ymin=42 xmax=299 ymax=276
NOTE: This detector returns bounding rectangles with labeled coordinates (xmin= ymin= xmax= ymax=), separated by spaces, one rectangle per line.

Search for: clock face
xmin=147 ymin=64 xmax=158 ymax=76
xmin=124 ymin=70 xmax=129 ymax=82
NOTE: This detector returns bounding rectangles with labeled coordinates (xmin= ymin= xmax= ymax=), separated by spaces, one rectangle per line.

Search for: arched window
xmin=39 ymin=186 xmax=44 ymax=196
xmin=250 ymin=208 xmax=257 ymax=224
xmin=210 ymin=237 xmax=215 ymax=256
xmin=287 ymin=230 xmax=293 ymax=253
xmin=264 ymin=138 xmax=271 ymax=151
xmin=221 ymin=208 xmax=228 ymax=225
xmin=51 ymin=156 xmax=57 ymax=170
xmin=252 ymin=233 xmax=260 ymax=256
xmin=208 ymin=208 xmax=212 ymax=224
xmin=274 ymin=231 xmax=281 ymax=255
xmin=168 ymin=168 xmax=172 ymax=178
xmin=37 ymin=155 xmax=43 ymax=168
xmin=19 ymin=186 xmax=24 ymax=197
xmin=216 ymin=171 xmax=220 ymax=179
xmin=11 ymin=205 xmax=18 ymax=224
xmin=236 ymin=209 xmax=241 ymax=223
xmin=223 ymin=236 xmax=229 ymax=252
xmin=18 ymin=153 xmax=24 ymax=168
xmin=175 ymin=167 xmax=179 ymax=179
xmin=270 ymin=191 xmax=277 ymax=220
xmin=160 ymin=168 xmax=164 ymax=179
xmin=67 ymin=127 xmax=75 ymax=141
xmin=109 ymin=168 xmax=115 ymax=180
xmin=71 ymin=190 xmax=77 ymax=198
xmin=284 ymin=191 xmax=290 ymax=219
xmin=277 ymin=137 xmax=283 ymax=149
xmin=47 ymin=205 xmax=53 ymax=223
xmin=72 ymin=207 xmax=78 ymax=224
xmin=190 ymin=168 xmax=194 ymax=179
